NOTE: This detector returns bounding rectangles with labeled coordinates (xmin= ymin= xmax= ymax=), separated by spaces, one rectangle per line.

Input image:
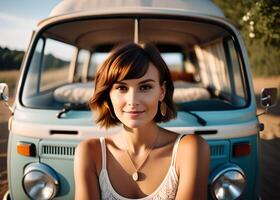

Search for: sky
xmin=0 ymin=0 xmax=182 ymax=64
xmin=0 ymin=0 xmax=62 ymax=51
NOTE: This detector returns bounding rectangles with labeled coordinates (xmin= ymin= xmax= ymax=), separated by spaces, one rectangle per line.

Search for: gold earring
xmin=160 ymin=101 xmax=166 ymax=117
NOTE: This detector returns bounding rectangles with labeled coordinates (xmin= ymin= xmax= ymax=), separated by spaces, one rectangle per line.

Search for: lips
xmin=123 ymin=110 xmax=145 ymax=117
xmin=124 ymin=111 xmax=145 ymax=114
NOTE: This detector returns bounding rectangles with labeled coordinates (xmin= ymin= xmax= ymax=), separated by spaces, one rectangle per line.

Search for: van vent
xmin=210 ymin=145 xmax=225 ymax=156
xmin=41 ymin=145 xmax=76 ymax=157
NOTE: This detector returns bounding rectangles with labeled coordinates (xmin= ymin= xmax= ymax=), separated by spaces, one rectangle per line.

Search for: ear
xmin=159 ymin=81 xmax=166 ymax=101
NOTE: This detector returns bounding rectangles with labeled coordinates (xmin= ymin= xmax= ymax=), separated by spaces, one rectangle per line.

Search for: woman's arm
xmin=175 ymin=135 xmax=210 ymax=200
xmin=74 ymin=139 xmax=101 ymax=200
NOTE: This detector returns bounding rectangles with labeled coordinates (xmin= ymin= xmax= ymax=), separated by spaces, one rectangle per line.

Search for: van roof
xmin=49 ymin=0 xmax=224 ymax=18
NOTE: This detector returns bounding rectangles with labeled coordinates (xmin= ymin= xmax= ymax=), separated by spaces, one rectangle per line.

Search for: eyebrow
xmin=115 ymin=79 xmax=156 ymax=85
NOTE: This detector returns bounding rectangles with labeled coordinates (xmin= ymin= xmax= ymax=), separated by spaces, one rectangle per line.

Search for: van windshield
xmin=22 ymin=18 xmax=248 ymax=111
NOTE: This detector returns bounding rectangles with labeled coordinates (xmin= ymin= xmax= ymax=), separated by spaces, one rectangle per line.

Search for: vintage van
xmin=0 ymin=0 xmax=278 ymax=199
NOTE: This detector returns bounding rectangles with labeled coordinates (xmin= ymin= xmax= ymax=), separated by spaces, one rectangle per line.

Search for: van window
xmin=21 ymin=18 xmax=248 ymax=110
xmin=88 ymin=52 xmax=186 ymax=81
xmin=22 ymin=38 xmax=75 ymax=107
xmin=161 ymin=53 xmax=183 ymax=71
xmin=225 ymin=39 xmax=246 ymax=101
xmin=22 ymin=38 xmax=44 ymax=97
xmin=40 ymin=39 xmax=74 ymax=90
xmin=188 ymin=37 xmax=247 ymax=110
xmin=88 ymin=52 xmax=108 ymax=80
xmin=75 ymin=49 xmax=90 ymax=82
xmin=195 ymin=39 xmax=231 ymax=94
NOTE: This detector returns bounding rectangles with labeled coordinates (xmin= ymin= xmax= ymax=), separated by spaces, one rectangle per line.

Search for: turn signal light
xmin=233 ymin=143 xmax=250 ymax=157
xmin=17 ymin=142 xmax=36 ymax=157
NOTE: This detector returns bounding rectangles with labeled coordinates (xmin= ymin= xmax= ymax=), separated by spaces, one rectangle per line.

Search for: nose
xmin=126 ymin=89 xmax=139 ymax=107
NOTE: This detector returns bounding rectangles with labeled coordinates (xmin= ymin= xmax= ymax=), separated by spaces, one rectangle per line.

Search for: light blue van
xmin=0 ymin=0 xmax=278 ymax=199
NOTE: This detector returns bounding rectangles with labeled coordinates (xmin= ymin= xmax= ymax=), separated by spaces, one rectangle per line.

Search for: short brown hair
xmin=89 ymin=43 xmax=177 ymax=128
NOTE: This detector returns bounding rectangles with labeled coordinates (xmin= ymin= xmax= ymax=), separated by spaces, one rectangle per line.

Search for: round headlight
xmin=211 ymin=166 xmax=246 ymax=200
xmin=23 ymin=163 xmax=59 ymax=200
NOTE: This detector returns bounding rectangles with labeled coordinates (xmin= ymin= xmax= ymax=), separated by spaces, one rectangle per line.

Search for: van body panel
xmin=7 ymin=134 xmax=259 ymax=199
xmin=8 ymin=135 xmax=40 ymax=200
xmin=11 ymin=107 xmax=259 ymax=140
xmin=229 ymin=135 xmax=260 ymax=199
xmin=208 ymin=134 xmax=259 ymax=199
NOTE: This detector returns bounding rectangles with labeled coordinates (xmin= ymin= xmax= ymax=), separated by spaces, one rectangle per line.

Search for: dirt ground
xmin=0 ymin=102 xmax=10 ymax=198
xmin=0 ymin=76 xmax=279 ymax=199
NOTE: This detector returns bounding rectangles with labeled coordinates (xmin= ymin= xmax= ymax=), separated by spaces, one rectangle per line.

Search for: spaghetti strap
xmin=99 ymin=137 xmax=107 ymax=170
xmin=98 ymin=135 xmax=181 ymax=200
xmin=171 ymin=134 xmax=185 ymax=167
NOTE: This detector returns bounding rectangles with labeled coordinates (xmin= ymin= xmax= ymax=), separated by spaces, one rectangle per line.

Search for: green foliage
xmin=213 ymin=0 xmax=280 ymax=76
xmin=0 ymin=46 xmax=68 ymax=71
xmin=42 ymin=54 xmax=68 ymax=70
xmin=241 ymin=0 xmax=280 ymax=48
xmin=0 ymin=47 xmax=24 ymax=70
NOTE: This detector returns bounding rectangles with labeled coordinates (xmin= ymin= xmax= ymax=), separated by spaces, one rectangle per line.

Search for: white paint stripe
xmin=11 ymin=119 xmax=259 ymax=140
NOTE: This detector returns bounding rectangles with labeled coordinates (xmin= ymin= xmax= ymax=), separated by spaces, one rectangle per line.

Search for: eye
xmin=139 ymin=84 xmax=153 ymax=91
xmin=114 ymin=85 xmax=128 ymax=92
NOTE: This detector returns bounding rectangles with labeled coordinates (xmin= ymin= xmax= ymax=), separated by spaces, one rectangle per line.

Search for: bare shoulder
xmin=74 ymin=138 xmax=102 ymax=172
xmin=179 ymin=134 xmax=209 ymax=153
xmin=74 ymin=138 xmax=102 ymax=199
xmin=75 ymin=138 xmax=101 ymax=157
xmin=176 ymin=134 xmax=210 ymax=168
xmin=175 ymin=134 xmax=210 ymax=199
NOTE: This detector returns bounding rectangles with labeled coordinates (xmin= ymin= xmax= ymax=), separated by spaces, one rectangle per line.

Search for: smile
xmin=124 ymin=111 xmax=145 ymax=114
xmin=123 ymin=111 xmax=145 ymax=118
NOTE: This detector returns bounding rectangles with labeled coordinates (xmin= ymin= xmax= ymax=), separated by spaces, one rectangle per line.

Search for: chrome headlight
xmin=210 ymin=165 xmax=246 ymax=200
xmin=23 ymin=163 xmax=59 ymax=200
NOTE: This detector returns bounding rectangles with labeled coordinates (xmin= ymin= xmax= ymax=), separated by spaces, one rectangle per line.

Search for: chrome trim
xmin=210 ymin=164 xmax=247 ymax=200
xmin=22 ymin=162 xmax=59 ymax=199
xmin=2 ymin=190 xmax=10 ymax=200
xmin=211 ymin=165 xmax=246 ymax=185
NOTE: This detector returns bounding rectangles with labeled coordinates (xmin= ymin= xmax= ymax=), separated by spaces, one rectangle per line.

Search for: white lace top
xmin=98 ymin=134 xmax=184 ymax=200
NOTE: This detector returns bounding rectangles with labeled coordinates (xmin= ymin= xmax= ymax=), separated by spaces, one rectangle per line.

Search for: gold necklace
xmin=123 ymin=132 xmax=159 ymax=182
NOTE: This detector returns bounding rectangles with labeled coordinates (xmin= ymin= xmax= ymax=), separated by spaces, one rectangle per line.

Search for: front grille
xmin=42 ymin=145 xmax=75 ymax=156
xmin=39 ymin=141 xmax=79 ymax=159
xmin=210 ymin=145 xmax=225 ymax=157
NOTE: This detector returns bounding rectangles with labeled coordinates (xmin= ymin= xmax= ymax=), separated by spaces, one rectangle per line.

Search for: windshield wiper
xmin=56 ymin=103 xmax=89 ymax=118
xmin=179 ymin=108 xmax=207 ymax=126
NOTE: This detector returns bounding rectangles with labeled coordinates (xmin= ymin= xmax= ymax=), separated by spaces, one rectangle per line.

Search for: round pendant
xmin=132 ymin=172 xmax=138 ymax=181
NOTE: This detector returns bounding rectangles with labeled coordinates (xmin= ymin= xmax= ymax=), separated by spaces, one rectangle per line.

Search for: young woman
xmin=74 ymin=43 xmax=210 ymax=200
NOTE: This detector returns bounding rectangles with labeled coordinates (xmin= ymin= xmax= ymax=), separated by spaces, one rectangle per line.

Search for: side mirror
xmin=260 ymin=88 xmax=278 ymax=108
xmin=0 ymin=83 xmax=13 ymax=113
xmin=0 ymin=83 xmax=9 ymax=101
xmin=257 ymin=87 xmax=278 ymax=118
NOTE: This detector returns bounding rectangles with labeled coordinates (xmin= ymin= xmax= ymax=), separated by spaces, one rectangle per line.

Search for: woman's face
xmin=109 ymin=63 xmax=166 ymax=129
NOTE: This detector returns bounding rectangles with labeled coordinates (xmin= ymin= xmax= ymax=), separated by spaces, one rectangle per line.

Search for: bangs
xmin=110 ymin=48 xmax=150 ymax=82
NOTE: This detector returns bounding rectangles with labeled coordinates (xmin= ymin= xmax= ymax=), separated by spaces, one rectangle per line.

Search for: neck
xmin=122 ymin=122 xmax=160 ymax=154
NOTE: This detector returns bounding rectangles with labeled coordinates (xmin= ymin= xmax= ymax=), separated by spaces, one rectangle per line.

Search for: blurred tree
xmin=214 ymin=0 xmax=280 ymax=76
xmin=241 ymin=0 xmax=280 ymax=48
xmin=0 ymin=46 xmax=67 ymax=71
xmin=0 ymin=47 xmax=24 ymax=70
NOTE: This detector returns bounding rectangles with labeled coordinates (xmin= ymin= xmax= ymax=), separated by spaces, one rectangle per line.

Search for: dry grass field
xmin=0 ymin=70 xmax=279 ymax=199
xmin=0 ymin=70 xmax=20 ymax=96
